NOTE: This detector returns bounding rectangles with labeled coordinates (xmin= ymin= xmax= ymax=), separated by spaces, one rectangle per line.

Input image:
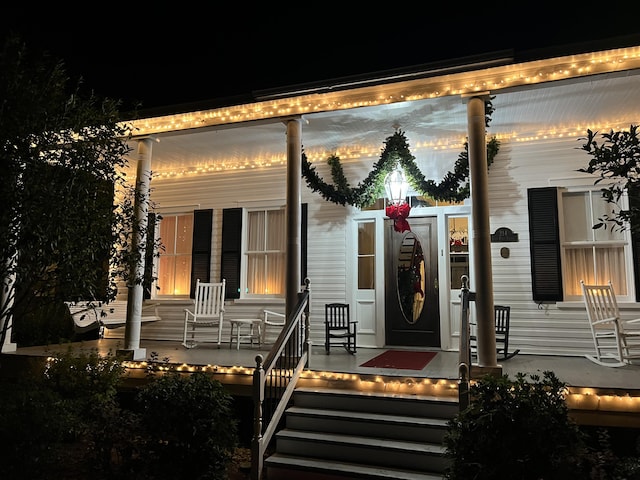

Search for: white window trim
xmin=558 ymin=185 xmax=636 ymax=302
xmin=240 ymin=205 xmax=286 ymax=300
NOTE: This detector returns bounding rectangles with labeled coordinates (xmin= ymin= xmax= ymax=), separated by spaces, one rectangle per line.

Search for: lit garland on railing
xmin=301 ymin=100 xmax=500 ymax=207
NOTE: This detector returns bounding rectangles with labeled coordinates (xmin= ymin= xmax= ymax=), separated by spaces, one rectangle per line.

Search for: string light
xmin=129 ymin=46 xmax=640 ymax=141
xmin=119 ymin=360 xmax=640 ymax=416
xmin=140 ymin=45 xmax=640 ymax=179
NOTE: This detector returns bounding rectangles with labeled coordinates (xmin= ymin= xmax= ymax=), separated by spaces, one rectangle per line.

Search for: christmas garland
xmin=302 ymin=100 xmax=500 ymax=208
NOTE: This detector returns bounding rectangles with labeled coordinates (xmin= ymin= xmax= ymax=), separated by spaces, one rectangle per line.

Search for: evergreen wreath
xmin=302 ymin=100 xmax=500 ymax=208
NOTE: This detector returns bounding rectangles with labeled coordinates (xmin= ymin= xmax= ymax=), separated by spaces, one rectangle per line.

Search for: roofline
xmin=126 ymin=33 xmax=640 ymax=121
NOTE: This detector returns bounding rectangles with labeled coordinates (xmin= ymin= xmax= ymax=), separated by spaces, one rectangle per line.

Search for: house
xmin=103 ymin=39 xmax=640 ymax=364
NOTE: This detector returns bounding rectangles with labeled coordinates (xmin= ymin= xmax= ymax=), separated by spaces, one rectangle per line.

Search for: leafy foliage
xmin=578 ymin=125 xmax=640 ymax=233
xmin=0 ymin=347 xmax=127 ymax=478
xmin=444 ymin=371 xmax=588 ymax=479
xmin=0 ymin=35 xmax=163 ymax=347
xmin=0 ymin=349 xmax=240 ymax=480
xmin=302 ymin=99 xmax=500 ymax=207
xmin=135 ymin=371 xmax=239 ymax=480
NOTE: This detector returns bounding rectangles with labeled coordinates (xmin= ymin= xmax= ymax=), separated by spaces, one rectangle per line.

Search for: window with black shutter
xmin=221 ymin=205 xmax=308 ymax=300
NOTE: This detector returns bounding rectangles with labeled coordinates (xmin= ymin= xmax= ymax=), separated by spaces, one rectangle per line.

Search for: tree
xmin=0 ymin=34 xmax=137 ymax=348
xmin=578 ymin=125 xmax=640 ymax=233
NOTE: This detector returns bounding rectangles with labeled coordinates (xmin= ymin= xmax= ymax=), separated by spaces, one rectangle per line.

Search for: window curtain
xmin=564 ymin=246 xmax=627 ymax=295
xmin=247 ymin=209 xmax=285 ymax=295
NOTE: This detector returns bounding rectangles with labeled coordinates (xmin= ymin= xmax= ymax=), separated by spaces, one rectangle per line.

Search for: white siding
xmin=107 ymin=133 xmax=640 ymax=358
xmin=487 ymin=136 xmax=631 ymax=357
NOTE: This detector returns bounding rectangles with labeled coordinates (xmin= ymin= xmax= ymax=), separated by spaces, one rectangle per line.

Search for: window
xmin=243 ymin=208 xmax=285 ymax=297
xmin=449 ymin=216 xmax=469 ymax=289
xmin=561 ymin=189 xmax=633 ymax=299
xmin=357 ymin=220 xmax=375 ymax=289
xmin=157 ymin=213 xmax=193 ymax=296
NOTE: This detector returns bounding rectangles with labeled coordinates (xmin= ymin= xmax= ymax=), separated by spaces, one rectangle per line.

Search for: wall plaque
xmin=491 ymin=227 xmax=518 ymax=242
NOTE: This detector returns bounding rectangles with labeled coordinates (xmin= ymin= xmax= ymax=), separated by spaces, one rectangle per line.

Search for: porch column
xmin=465 ymin=94 xmax=498 ymax=368
xmin=285 ymin=118 xmax=302 ymax=319
xmin=119 ymin=137 xmax=154 ymax=361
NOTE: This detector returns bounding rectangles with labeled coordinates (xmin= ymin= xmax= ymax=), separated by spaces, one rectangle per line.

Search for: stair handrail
xmin=458 ymin=275 xmax=474 ymax=411
xmin=250 ymin=278 xmax=311 ymax=480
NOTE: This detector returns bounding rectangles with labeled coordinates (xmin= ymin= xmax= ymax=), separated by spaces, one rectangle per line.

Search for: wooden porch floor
xmin=4 ymin=338 xmax=640 ymax=427
xmin=5 ymin=337 xmax=639 ymax=391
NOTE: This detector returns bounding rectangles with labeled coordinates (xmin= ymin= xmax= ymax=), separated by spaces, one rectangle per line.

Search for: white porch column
xmin=285 ymin=118 xmax=302 ymax=319
xmin=465 ymin=94 xmax=498 ymax=369
xmin=119 ymin=137 xmax=154 ymax=360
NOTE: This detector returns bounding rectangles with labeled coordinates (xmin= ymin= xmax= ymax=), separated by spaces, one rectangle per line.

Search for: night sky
xmin=3 ymin=4 xmax=640 ymax=112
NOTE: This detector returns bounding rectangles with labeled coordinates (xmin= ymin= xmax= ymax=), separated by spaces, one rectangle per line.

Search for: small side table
xmin=229 ymin=319 xmax=262 ymax=350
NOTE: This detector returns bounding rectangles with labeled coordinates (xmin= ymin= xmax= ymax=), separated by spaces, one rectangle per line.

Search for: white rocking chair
xmin=260 ymin=309 xmax=286 ymax=344
xmin=580 ymin=280 xmax=640 ymax=367
xmin=183 ymin=279 xmax=226 ymax=348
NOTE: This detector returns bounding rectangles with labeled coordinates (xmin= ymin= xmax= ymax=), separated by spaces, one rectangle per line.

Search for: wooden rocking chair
xmin=470 ymin=305 xmax=519 ymax=361
xmin=580 ymin=280 xmax=640 ymax=367
xmin=325 ymin=303 xmax=357 ymax=354
xmin=183 ymin=279 xmax=226 ymax=348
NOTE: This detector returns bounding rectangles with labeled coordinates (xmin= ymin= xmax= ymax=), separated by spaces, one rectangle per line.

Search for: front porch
xmin=4 ymin=338 xmax=640 ymax=428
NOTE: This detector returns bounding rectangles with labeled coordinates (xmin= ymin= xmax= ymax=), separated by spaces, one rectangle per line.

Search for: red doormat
xmin=360 ymin=350 xmax=437 ymax=370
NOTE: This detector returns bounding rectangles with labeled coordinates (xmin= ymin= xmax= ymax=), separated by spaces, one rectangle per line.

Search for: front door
xmin=385 ymin=216 xmax=440 ymax=347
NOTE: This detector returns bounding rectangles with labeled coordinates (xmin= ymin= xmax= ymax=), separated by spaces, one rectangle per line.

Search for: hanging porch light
xmin=384 ymin=164 xmax=411 ymax=232
xmin=384 ymin=165 xmax=409 ymax=206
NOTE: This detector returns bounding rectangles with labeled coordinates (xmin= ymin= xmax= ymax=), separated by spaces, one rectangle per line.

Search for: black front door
xmin=385 ymin=216 xmax=440 ymax=347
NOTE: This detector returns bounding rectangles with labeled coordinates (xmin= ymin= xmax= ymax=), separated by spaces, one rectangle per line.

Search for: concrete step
xmin=293 ymin=387 xmax=459 ymax=419
xmin=285 ymin=406 xmax=450 ymax=443
xmin=265 ymin=453 xmax=445 ymax=480
xmin=264 ymin=386 xmax=457 ymax=479
xmin=274 ymin=430 xmax=449 ymax=472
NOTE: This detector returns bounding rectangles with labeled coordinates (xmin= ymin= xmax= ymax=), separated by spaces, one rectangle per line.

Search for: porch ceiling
xmin=138 ymin=71 xmax=640 ymax=178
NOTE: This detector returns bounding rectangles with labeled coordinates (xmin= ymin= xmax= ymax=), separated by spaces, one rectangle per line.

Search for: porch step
xmin=265 ymin=453 xmax=444 ymax=480
xmin=264 ymin=387 xmax=458 ymax=479
xmin=285 ymin=406 xmax=450 ymax=443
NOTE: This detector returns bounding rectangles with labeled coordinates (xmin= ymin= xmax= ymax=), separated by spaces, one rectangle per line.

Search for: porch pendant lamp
xmin=384 ymin=166 xmax=408 ymax=205
xmin=384 ymin=165 xmax=411 ymax=232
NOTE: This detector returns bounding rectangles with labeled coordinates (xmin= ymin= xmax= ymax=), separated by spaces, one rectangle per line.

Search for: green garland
xmin=302 ymin=101 xmax=500 ymax=208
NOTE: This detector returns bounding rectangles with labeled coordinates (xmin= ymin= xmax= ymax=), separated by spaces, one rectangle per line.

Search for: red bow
xmin=386 ymin=203 xmax=411 ymax=232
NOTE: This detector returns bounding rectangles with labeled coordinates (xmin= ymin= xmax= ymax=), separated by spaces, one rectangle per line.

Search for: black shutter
xmin=632 ymin=231 xmax=640 ymax=301
xmin=528 ymin=187 xmax=563 ymax=301
xmin=189 ymin=209 xmax=213 ymax=298
xmin=629 ymin=193 xmax=640 ymax=301
xmin=143 ymin=212 xmax=156 ymax=300
xmin=221 ymin=208 xmax=242 ymax=299
xmin=301 ymin=203 xmax=308 ymax=283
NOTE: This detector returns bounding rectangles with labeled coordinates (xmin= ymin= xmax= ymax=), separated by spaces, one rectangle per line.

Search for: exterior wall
xmin=105 ymin=160 xmax=350 ymax=347
xmin=106 ymin=131 xmax=640 ymax=358
xmin=487 ymin=136 xmax=638 ymax=356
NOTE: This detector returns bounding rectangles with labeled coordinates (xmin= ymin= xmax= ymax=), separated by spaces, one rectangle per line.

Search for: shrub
xmin=134 ymin=371 xmax=239 ymax=480
xmin=0 ymin=347 xmax=127 ymax=479
xmin=444 ymin=370 xmax=589 ymax=479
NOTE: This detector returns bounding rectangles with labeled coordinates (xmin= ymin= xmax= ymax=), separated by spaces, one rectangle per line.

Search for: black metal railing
xmin=458 ymin=275 xmax=474 ymax=411
xmin=250 ymin=279 xmax=311 ymax=480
